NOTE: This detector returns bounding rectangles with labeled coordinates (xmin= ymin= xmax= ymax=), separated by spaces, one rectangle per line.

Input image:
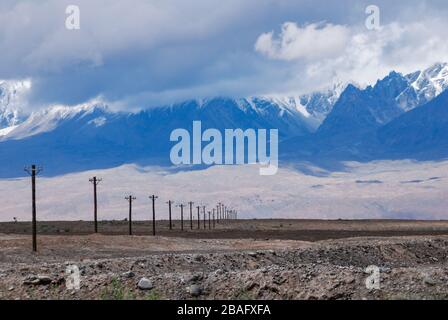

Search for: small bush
xmin=100 ymin=277 xmax=136 ymax=300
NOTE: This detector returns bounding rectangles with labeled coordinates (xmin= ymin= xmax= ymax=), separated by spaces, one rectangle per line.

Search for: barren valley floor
xmin=0 ymin=220 xmax=447 ymax=300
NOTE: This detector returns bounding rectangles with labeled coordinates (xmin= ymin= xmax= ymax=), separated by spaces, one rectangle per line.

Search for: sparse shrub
xmin=100 ymin=277 xmax=136 ymax=300
xmin=145 ymin=290 xmax=162 ymax=300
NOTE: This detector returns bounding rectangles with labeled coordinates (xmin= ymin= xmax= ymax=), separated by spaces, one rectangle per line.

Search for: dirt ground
xmin=0 ymin=220 xmax=447 ymax=300
xmin=2 ymin=219 xmax=448 ymax=240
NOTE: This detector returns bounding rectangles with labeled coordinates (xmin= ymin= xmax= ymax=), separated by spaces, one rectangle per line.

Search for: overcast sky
xmin=1 ymin=0 xmax=448 ymax=110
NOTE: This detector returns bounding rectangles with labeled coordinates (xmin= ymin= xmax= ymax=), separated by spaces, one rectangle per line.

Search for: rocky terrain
xmin=0 ymin=228 xmax=447 ymax=300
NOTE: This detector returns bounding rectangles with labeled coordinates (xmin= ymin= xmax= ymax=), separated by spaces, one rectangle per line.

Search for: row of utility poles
xmin=24 ymin=167 xmax=238 ymax=252
xmin=123 ymin=192 xmax=237 ymax=235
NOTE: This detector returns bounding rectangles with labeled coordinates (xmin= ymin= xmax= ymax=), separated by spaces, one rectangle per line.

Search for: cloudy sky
xmin=1 ymin=0 xmax=448 ymax=111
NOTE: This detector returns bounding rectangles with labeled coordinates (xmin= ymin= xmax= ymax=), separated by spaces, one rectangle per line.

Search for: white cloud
xmin=256 ymin=17 xmax=448 ymax=93
xmin=255 ymin=22 xmax=351 ymax=61
xmin=1 ymin=0 xmax=448 ymax=108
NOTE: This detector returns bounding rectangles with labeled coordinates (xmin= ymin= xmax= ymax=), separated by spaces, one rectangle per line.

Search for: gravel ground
xmin=0 ymin=232 xmax=447 ymax=300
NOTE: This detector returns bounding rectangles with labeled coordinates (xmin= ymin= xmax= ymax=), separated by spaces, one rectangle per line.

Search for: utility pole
xmin=178 ymin=204 xmax=185 ymax=231
xmin=196 ymin=206 xmax=200 ymax=229
xmin=167 ymin=200 xmax=173 ymax=230
xmin=125 ymin=195 xmax=136 ymax=235
xmin=188 ymin=201 xmax=194 ymax=230
xmin=212 ymin=209 xmax=216 ymax=229
xmin=89 ymin=176 xmax=102 ymax=233
xmin=216 ymin=204 xmax=220 ymax=224
xmin=203 ymin=206 xmax=206 ymax=229
xmin=208 ymin=211 xmax=211 ymax=230
xmin=149 ymin=195 xmax=158 ymax=236
xmin=24 ymin=165 xmax=42 ymax=252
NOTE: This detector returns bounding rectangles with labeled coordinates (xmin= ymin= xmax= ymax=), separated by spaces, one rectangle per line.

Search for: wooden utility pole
xmin=196 ymin=206 xmax=200 ymax=229
xmin=188 ymin=201 xmax=194 ymax=230
xmin=89 ymin=176 xmax=102 ymax=233
xmin=149 ymin=195 xmax=158 ymax=236
xmin=167 ymin=200 xmax=173 ymax=230
xmin=25 ymin=165 xmax=42 ymax=252
xmin=212 ymin=209 xmax=215 ymax=229
xmin=216 ymin=204 xmax=220 ymax=224
xmin=203 ymin=206 xmax=206 ymax=229
xmin=125 ymin=195 xmax=136 ymax=235
xmin=221 ymin=204 xmax=224 ymax=222
xmin=178 ymin=204 xmax=185 ymax=231
xmin=208 ymin=211 xmax=211 ymax=230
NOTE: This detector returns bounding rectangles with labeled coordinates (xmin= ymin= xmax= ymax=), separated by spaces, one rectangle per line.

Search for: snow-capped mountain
xmin=397 ymin=62 xmax=448 ymax=111
xmin=378 ymin=88 xmax=448 ymax=158
xmin=245 ymin=82 xmax=347 ymax=127
xmin=0 ymin=80 xmax=30 ymax=129
xmin=1 ymin=100 xmax=112 ymax=141
xmin=282 ymin=63 xmax=448 ymax=161
xmin=0 ymin=96 xmax=327 ymax=177
xmin=317 ymin=63 xmax=448 ymax=139
xmin=1 ymin=63 xmax=448 ymax=177
xmin=298 ymin=81 xmax=348 ymax=122
xmin=0 ymin=85 xmax=345 ymax=143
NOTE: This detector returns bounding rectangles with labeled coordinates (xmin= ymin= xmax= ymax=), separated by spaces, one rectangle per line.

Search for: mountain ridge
xmin=1 ymin=63 xmax=448 ymax=177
